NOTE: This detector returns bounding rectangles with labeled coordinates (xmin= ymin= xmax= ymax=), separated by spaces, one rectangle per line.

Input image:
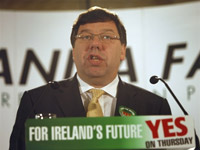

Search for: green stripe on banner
xmin=25 ymin=116 xmax=195 ymax=150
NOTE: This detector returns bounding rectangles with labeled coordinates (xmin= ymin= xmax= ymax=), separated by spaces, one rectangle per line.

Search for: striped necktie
xmin=87 ymin=89 xmax=105 ymax=117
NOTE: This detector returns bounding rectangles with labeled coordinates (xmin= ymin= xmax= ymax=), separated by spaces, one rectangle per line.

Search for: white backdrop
xmin=0 ymin=2 xmax=200 ymax=149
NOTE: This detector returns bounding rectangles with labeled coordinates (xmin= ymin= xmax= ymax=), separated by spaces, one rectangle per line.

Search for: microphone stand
xmin=150 ymin=76 xmax=200 ymax=149
xmin=158 ymin=78 xmax=188 ymax=115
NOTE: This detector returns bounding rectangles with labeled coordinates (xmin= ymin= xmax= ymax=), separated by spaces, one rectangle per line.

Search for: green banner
xmin=25 ymin=116 xmax=195 ymax=150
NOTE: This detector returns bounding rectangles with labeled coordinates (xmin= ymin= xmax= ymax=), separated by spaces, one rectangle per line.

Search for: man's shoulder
xmin=19 ymin=77 xmax=77 ymax=104
xmin=27 ymin=76 xmax=76 ymax=94
xmin=120 ymin=80 xmax=164 ymax=99
xmin=120 ymin=80 xmax=149 ymax=93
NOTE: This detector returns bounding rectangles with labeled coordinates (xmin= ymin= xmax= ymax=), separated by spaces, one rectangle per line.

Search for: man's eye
xmin=82 ymin=35 xmax=92 ymax=40
xmin=102 ymin=35 xmax=112 ymax=40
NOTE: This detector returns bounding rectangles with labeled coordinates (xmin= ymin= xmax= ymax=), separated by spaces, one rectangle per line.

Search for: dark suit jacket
xmin=9 ymin=75 xmax=171 ymax=150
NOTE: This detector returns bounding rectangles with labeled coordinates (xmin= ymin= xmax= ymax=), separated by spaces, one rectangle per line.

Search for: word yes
xmin=146 ymin=117 xmax=187 ymax=138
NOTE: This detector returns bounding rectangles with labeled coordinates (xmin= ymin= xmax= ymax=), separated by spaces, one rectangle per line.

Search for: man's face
xmin=73 ymin=21 xmax=126 ymax=86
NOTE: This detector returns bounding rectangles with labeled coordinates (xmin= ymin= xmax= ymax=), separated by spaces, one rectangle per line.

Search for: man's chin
xmin=87 ymin=73 xmax=105 ymax=78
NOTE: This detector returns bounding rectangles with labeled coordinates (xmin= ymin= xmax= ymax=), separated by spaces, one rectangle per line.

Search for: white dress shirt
xmin=77 ymin=75 xmax=119 ymax=116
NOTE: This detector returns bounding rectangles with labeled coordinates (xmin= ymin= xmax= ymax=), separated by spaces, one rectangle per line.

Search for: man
xmin=9 ymin=6 xmax=171 ymax=150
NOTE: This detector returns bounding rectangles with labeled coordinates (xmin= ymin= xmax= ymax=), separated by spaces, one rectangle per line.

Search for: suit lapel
xmin=55 ymin=75 xmax=138 ymax=117
xmin=55 ymin=75 xmax=86 ymax=117
xmin=115 ymin=77 xmax=137 ymax=116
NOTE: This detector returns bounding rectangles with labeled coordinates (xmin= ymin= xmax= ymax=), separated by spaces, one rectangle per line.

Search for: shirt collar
xmin=77 ymin=75 xmax=119 ymax=97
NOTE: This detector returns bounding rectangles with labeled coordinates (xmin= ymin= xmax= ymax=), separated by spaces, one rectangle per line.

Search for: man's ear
xmin=120 ymin=45 xmax=126 ymax=61
xmin=72 ymin=48 xmax=75 ymax=60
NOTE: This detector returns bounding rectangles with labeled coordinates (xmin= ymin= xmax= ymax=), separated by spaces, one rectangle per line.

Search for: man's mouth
xmin=90 ymin=55 xmax=100 ymax=60
xmin=88 ymin=54 xmax=103 ymax=65
xmin=89 ymin=55 xmax=102 ymax=60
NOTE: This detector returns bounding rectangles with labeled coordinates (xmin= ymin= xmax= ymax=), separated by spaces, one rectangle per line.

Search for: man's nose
xmin=92 ymin=34 xmax=101 ymax=42
xmin=89 ymin=35 xmax=102 ymax=51
xmin=90 ymin=44 xmax=100 ymax=51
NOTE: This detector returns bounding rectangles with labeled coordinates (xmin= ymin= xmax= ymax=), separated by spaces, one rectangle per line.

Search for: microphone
xmin=150 ymin=75 xmax=199 ymax=149
xmin=149 ymin=75 xmax=159 ymax=84
xmin=150 ymin=75 xmax=188 ymax=115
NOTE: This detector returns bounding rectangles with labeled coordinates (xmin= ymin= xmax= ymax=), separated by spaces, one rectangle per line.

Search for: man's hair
xmin=70 ymin=6 xmax=127 ymax=48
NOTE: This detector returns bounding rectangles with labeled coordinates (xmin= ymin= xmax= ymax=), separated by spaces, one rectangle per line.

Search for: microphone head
xmin=150 ymin=76 xmax=159 ymax=84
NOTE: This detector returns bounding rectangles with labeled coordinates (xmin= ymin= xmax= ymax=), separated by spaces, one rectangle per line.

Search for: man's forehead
xmin=78 ymin=21 xmax=118 ymax=33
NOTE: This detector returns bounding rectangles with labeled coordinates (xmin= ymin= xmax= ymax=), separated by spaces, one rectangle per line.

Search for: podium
xmin=25 ymin=116 xmax=195 ymax=149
